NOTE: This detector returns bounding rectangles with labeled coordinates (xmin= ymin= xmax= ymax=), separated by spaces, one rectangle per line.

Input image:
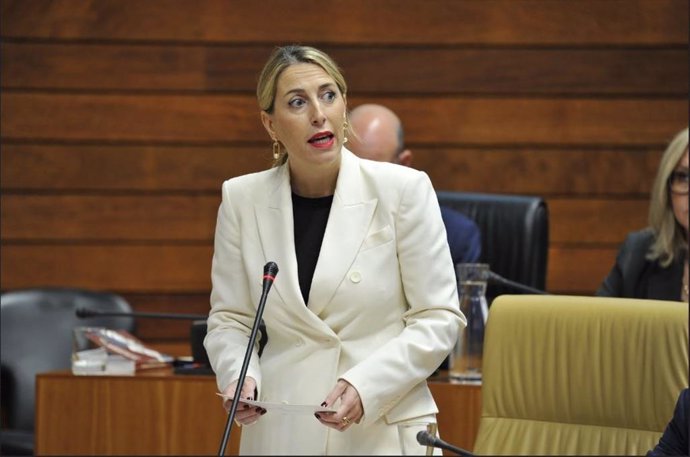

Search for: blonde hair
xmin=256 ymin=45 xmax=349 ymax=167
xmin=647 ymin=127 xmax=689 ymax=266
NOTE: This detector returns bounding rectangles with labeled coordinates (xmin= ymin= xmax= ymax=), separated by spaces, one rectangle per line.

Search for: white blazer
xmin=205 ymin=148 xmax=465 ymax=455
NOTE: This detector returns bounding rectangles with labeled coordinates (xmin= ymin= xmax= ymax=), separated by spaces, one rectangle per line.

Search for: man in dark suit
xmin=647 ymin=388 xmax=689 ymax=456
xmin=348 ymin=103 xmax=481 ymax=265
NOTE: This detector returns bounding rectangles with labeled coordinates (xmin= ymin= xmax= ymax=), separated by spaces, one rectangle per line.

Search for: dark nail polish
xmin=314 ymin=413 xmax=321 ymax=419
xmin=320 ymin=402 xmax=327 ymax=407
xmin=260 ymin=409 xmax=267 ymax=415
xmin=255 ymin=407 xmax=262 ymax=412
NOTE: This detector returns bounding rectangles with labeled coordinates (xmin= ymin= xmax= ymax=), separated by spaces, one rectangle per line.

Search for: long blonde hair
xmin=647 ymin=127 xmax=689 ymax=266
xmin=256 ymin=45 xmax=349 ymax=167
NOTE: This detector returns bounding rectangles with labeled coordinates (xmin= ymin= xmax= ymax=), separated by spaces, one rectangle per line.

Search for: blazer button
xmin=349 ymin=271 xmax=362 ymax=283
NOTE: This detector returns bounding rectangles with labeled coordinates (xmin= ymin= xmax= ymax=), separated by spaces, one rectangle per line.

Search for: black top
xmin=596 ymin=229 xmax=686 ymax=301
xmin=292 ymin=193 xmax=333 ymax=305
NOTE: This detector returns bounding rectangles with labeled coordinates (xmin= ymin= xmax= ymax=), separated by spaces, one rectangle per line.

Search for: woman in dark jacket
xmin=647 ymin=388 xmax=689 ymax=457
xmin=597 ymin=127 xmax=688 ymax=301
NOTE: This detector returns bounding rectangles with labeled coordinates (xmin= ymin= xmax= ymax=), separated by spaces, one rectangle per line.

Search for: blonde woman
xmin=597 ymin=127 xmax=689 ymax=301
xmin=204 ymin=45 xmax=464 ymax=454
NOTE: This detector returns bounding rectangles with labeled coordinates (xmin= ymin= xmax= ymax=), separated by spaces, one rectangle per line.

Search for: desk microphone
xmin=76 ymin=308 xmax=207 ymax=320
xmin=487 ymin=270 xmax=548 ymax=295
xmin=218 ymin=261 xmax=278 ymax=456
xmin=416 ymin=430 xmax=474 ymax=457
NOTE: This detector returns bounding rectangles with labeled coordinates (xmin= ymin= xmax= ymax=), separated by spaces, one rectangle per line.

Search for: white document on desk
xmin=216 ymin=393 xmax=337 ymax=415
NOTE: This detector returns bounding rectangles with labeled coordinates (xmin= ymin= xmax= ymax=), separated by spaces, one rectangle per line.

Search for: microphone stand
xmin=218 ymin=262 xmax=278 ymax=456
xmin=488 ymin=271 xmax=549 ymax=295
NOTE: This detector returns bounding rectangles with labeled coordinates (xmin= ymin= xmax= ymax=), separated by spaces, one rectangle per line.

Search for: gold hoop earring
xmin=272 ymin=139 xmax=280 ymax=160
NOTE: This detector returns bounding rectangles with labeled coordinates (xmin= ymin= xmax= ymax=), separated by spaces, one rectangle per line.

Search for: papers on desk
xmin=72 ymin=351 xmax=136 ymax=376
xmin=216 ymin=393 xmax=337 ymax=415
xmin=72 ymin=327 xmax=173 ymax=376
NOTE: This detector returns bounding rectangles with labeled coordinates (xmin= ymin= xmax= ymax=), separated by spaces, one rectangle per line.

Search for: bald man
xmin=348 ymin=103 xmax=481 ymax=265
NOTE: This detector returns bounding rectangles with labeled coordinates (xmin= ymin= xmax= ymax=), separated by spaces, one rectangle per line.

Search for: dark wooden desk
xmin=36 ymin=370 xmax=481 ymax=455
xmin=431 ymin=377 xmax=482 ymax=453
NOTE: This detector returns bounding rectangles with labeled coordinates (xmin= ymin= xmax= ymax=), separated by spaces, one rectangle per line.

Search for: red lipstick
xmin=308 ymin=131 xmax=335 ymax=149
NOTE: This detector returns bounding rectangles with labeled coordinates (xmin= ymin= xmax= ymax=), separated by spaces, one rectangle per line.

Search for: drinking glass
xmin=450 ymin=263 xmax=489 ymax=382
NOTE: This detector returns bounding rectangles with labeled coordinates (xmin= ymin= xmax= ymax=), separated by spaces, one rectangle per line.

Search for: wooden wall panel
xmin=1 ymin=194 xmax=649 ymax=246
xmin=547 ymin=199 xmax=649 ymax=244
xmin=1 ymin=144 xmax=662 ymax=196
xmin=1 ymin=245 xmax=213 ymax=292
xmin=0 ymin=144 xmax=268 ymax=191
xmin=1 ymin=195 xmax=219 ymax=240
xmin=548 ymin=247 xmax=619 ymax=292
xmin=3 ymin=43 xmax=687 ymax=96
xmin=2 ymin=0 xmax=687 ymax=348
xmin=1 ymin=243 xmax=619 ymax=296
xmin=3 ymin=93 xmax=685 ymax=145
xmin=414 ymin=148 xmax=663 ymax=196
xmin=2 ymin=0 xmax=686 ymax=45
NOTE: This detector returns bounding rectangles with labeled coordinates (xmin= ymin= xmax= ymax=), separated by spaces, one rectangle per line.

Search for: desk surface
xmin=36 ymin=369 xmax=481 ymax=456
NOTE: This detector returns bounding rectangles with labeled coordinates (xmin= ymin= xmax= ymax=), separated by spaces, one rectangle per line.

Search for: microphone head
xmin=75 ymin=307 xmax=88 ymax=318
xmin=416 ymin=430 xmax=434 ymax=447
xmin=263 ymin=261 xmax=279 ymax=279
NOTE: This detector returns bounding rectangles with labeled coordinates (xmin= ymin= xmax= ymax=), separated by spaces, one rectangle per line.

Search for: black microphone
xmin=416 ymin=430 xmax=474 ymax=457
xmin=487 ymin=270 xmax=548 ymax=295
xmin=218 ymin=261 xmax=279 ymax=456
xmin=76 ymin=307 xmax=207 ymax=320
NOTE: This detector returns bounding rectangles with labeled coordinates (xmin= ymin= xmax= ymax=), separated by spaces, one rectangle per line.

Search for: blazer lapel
xmin=308 ymin=149 xmax=377 ymax=316
xmin=255 ymin=165 xmax=305 ymax=309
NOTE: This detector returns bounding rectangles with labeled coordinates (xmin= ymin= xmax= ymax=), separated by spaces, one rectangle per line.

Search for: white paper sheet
xmin=216 ymin=393 xmax=337 ymax=415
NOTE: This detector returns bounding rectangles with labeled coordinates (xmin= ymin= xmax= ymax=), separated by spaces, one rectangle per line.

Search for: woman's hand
xmin=315 ymin=379 xmax=363 ymax=431
xmin=221 ymin=377 xmax=266 ymax=426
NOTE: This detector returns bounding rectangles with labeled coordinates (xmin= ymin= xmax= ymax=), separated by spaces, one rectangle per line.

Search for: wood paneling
xmin=2 ymin=144 xmax=663 ymax=196
xmin=3 ymin=0 xmax=686 ymax=45
xmin=0 ymin=194 xmax=649 ymax=245
xmin=2 ymin=0 xmax=687 ymax=349
xmin=0 ymin=245 xmax=213 ymax=292
xmin=1 ymin=243 xmax=617 ymax=296
xmin=3 ymin=93 xmax=685 ymax=145
xmin=548 ymin=199 xmax=649 ymax=244
xmin=415 ymin=148 xmax=663 ymax=196
xmin=3 ymin=43 xmax=687 ymax=96
xmin=0 ymin=144 xmax=268 ymax=191
xmin=35 ymin=371 xmax=479 ymax=456
xmin=35 ymin=370 xmax=240 ymax=455
xmin=547 ymin=246 xmax=619 ymax=293
xmin=429 ymin=380 xmax=482 ymax=452
xmin=1 ymin=195 xmax=219 ymax=240
xmin=1 ymin=93 xmax=261 ymax=143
